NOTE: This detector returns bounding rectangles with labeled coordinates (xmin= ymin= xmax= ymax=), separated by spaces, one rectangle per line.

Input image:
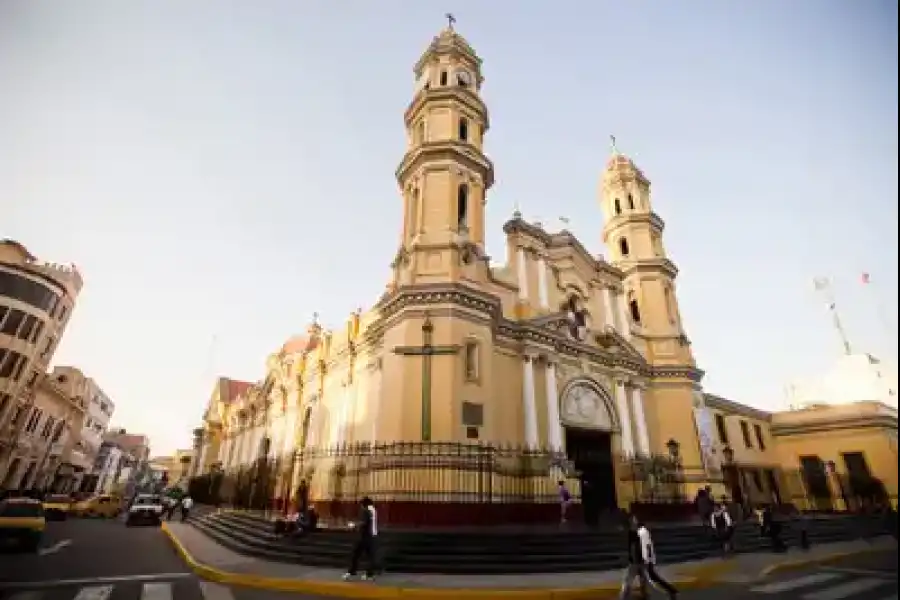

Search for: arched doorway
xmin=559 ymin=379 xmax=619 ymax=526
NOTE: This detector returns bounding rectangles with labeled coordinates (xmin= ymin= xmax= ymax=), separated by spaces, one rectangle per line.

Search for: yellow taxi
xmin=42 ymin=494 xmax=74 ymax=521
xmin=71 ymin=494 xmax=122 ymax=518
xmin=0 ymin=497 xmax=45 ymax=552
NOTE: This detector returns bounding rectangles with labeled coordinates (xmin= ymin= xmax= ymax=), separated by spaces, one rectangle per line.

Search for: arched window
xmin=457 ymin=184 xmax=469 ymax=231
xmin=627 ymin=194 xmax=635 ymax=209
xmin=458 ymin=117 xmax=469 ymax=141
xmin=440 ymin=70 xmax=448 ymax=86
xmin=628 ymin=294 xmax=642 ymax=324
xmin=619 ymin=237 xmax=630 ymax=256
xmin=614 ymin=198 xmax=622 ymax=215
xmin=464 ymin=340 xmax=480 ymax=382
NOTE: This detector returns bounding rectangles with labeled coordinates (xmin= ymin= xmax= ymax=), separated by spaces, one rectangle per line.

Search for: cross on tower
xmin=445 ymin=13 xmax=456 ymax=30
xmin=392 ymin=314 xmax=460 ymax=441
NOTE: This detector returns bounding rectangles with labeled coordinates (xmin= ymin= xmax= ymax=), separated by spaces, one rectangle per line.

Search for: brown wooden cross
xmin=393 ymin=314 xmax=460 ymax=441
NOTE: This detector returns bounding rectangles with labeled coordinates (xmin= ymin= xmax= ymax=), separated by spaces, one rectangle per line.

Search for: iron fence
xmin=193 ymin=441 xmax=691 ymax=513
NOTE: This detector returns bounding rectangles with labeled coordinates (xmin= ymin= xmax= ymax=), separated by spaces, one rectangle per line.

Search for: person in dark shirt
xmin=619 ymin=513 xmax=650 ymax=599
xmin=619 ymin=514 xmax=678 ymax=599
xmin=342 ymin=497 xmax=379 ymax=581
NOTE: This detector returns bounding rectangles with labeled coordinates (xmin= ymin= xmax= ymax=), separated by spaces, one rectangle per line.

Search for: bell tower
xmin=392 ymin=17 xmax=494 ymax=287
xmin=600 ymin=145 xmax=694 ymax=367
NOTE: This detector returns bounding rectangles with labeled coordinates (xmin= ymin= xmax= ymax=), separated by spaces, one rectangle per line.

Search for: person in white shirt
xmin=180 ymin=495 xmax=193 ymax=522
xmin=620 ymin=514 xmax=679 ymax=599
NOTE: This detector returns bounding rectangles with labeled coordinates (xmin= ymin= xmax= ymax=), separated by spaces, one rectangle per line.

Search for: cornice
xmin=365 ymin=283 xmax=700 ymax=382
xmin=396 ymin=143 xmax=494 ymax=189
xmin=771 ymin=415 xmax=898 ymax=437
xmin=617 ymin=258 xmax=679 ymax=280
xmin=405 ymin=87 xmax=490 ymax=130
xmin=704 ymin=393 xmax=772 ymax=422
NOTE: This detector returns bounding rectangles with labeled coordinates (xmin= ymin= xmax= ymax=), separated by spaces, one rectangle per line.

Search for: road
xmin=0 ymin=517 xmax=331 ymax=600
xmin=676 ymin=548 xmax=898 ymax=600
xmin=1 ymin=518 xmax=894 ymax=600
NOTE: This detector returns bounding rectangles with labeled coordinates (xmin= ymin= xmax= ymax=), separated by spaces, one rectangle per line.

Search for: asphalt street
xmin=675 ymin=548 xmax=898 ymax=600
xmin=1 ymin=517 xmax=894 ymax=600
xmin=0 ymin=518 xmax=330 ymax=600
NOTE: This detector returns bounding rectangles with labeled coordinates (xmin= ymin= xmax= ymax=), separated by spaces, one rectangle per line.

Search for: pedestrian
xmin=297 ymin=479 xmax=310 ymax=515
xmin=558 ymin=480 xmax=573 ymax=524
xmin=695 ymin=486 xmax=714 ymax=530
xmin=619 ymin=514 xmax=678 ymax=599
xmin=618 ymin=512 xmax=650 ymax=599
xmin=762 ymin=506 xmax=786 ymax=553
xmin=164 ymin=496 xmax=177 ymax=520
xmin=180 ymin=495 xmax=193 ymax=522
xmin=711 ymin=503 xmax=734 ymax=555
xmin=342 ymin=497 xmax=379 ymax=581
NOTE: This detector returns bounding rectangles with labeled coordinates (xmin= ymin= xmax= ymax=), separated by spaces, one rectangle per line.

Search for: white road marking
xmin=750 ymin=572 xmax=842 ymax=594
xmin=824 ymin=566 xmax=897 ymax=579
xmin=72 ymin=585 xmax=114 ymax=600
xmin=38 ymin=539 xmax=73 ymax=556
xmin=0 ymin=573 xmax=194 ymax=590
xmin=801 ymin=577 xmax=890 ymax=600
xmin=199 ymin=581 xmax=235 ymax=600
xmin=140 ymin=582 xmax=173 ymax=600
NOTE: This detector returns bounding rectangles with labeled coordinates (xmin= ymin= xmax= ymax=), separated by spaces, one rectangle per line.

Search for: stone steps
xmin=188 ymin=511 xmax=891 ymax=575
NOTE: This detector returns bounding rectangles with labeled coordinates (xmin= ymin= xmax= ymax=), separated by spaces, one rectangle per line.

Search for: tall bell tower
xmin=391 ymin=17 xmax=495 ymax=288
xmin=600 ymin=146 xmax=695 ymax=367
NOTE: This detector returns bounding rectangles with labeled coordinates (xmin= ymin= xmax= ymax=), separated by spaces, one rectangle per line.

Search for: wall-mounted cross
xmin=393 ymin=314 xmax=460 ymax=441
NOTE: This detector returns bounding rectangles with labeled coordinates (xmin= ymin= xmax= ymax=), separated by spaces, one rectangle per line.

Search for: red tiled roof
xmin=224 ymin=379 xmax=252 ymax=403
xmin=281 ymin=334 xmax=319 ymax=355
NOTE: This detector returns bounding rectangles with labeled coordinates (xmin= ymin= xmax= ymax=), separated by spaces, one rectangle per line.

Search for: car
xmin=125 ymin=494 xmax=164 ymax=526
xmin=0 ymin=497 xmax=45 ymax=552
xmin=72 ymin=494 xmax=122 ymax=518
xmin=42 ymin=494 xmax=73 ymax=521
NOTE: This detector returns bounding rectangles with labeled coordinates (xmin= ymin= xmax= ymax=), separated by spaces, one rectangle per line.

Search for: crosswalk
xmin=0 ymin=578 xmax=236 ymax=600
xmin=749 ymin=568 xmax=897 ymax=599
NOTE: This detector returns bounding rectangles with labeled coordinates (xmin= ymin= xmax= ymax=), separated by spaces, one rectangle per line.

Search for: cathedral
xmin=190 ymin=23 xmax=898 ymax=525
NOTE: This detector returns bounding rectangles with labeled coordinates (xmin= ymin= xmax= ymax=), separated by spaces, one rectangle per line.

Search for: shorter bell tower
xmin=391 ymin=18 xmax=495 ymax=288
xmin=600 ymin=146 xmax=694 ymax=367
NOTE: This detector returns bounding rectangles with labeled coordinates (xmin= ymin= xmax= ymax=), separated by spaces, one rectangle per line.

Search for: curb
xmin=757 ymin=543 xmax=895 ymax=579
xmin=161 ymin=523 xmax=739 ymax=599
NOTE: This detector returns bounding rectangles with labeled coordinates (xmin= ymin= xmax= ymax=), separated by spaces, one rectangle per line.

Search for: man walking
xmin=711 ymin=503 xmax=734 ymax=554
xmin=619 ymin=514 xmax=678 ymax=599
xmin=342 ymin=497 xmax=379 ymax=581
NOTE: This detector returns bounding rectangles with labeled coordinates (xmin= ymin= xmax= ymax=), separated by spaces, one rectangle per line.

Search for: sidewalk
xmin=161 ymin=522 xmax=897 ymax=599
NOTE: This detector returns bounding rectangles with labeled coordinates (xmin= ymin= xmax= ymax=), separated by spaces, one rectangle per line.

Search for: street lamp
xmin=722 ymin=446 xmax=734 ymax=464
xmin=666 ymin=438 xmax=681 ymax=461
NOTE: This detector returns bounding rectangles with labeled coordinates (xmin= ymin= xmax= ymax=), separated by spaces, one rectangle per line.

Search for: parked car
xmin=71 ymin=494 xmax=123 ymax=519
xmin=0 ymin=497 xmax=45 ymax=552
xmin=125 ymin=494 xmax=165 ymax=526
xmin=42 ymin=494 xmax=73 ymax=521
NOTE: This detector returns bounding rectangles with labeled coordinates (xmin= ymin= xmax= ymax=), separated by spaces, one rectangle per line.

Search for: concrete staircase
xmin=188 ymin=511 xmax=892 ymax=574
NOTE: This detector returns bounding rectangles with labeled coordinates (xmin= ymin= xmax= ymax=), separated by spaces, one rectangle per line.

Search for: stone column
xmin=614 ymin=379 xmax=635 ymax=457
xmin=522 ymin=356 xmax=539 ymax=448
xmin=544 ymin=360 xmax=563 ymax=452
xmin=537 ymin=255 xmax=550 ymax=310
xmin=516 ymin=248 xmax=529 ymax=302
xmin=630 ymin=385 xmax=651 ymax=456
xmin=604 ymin=287 xmax=617 ymax=332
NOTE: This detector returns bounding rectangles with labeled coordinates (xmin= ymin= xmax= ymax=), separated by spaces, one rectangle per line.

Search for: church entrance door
xmin=564 ymin=427 xmax=617 ymax=526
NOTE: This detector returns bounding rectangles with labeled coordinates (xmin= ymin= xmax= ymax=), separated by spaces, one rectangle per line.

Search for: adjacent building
xmin=84 ymin=428 xmax=151 ymax=495
xmin=1 ymin=240 xmax=83 ymax=487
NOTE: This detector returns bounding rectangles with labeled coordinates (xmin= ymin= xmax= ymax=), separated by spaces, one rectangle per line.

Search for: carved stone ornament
xmin=561 ymin=382 xmax=614 ymax=430
xmin=391 ymin=246 xmax=411 ymax=268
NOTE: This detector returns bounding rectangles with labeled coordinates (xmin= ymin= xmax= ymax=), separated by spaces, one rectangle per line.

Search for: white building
xmin=787 ymin=353 xmax=899 ymax=410
xmin=94 ymin=443 xmax=123 ymax=494
xmin=78 ymin=378 xmax=115 ymax=480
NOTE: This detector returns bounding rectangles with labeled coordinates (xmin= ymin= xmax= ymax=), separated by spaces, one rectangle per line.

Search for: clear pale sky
xmin=2 ymin=1 xmax=897 ymax=456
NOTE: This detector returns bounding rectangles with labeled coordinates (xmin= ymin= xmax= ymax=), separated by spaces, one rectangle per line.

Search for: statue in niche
xmin=565 ymin=296 xmax=589 ymax=341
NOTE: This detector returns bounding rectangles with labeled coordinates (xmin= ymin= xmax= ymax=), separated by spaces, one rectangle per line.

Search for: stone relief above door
xmin=560 ymin=381 xmax=616 ymax=431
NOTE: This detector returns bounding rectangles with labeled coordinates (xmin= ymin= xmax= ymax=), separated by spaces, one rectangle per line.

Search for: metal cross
xmin=392 ymin=314 xmax=460 ymax=441
xmin=445 ymin=13 xmax=456 ymax=30
xmin=610 ymin=135 xmax=619 ymax=154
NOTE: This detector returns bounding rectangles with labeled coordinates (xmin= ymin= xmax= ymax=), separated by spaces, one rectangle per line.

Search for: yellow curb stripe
xmin=160 ymin=522 xmax=736 ymax=599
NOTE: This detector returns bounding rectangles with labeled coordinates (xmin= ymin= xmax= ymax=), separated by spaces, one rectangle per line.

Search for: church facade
xmin=189 ymin=25 xmax=897 ymax=523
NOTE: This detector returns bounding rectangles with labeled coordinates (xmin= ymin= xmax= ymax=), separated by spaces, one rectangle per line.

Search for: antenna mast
xmin=813 ymin=277 xmax=852 ymax=356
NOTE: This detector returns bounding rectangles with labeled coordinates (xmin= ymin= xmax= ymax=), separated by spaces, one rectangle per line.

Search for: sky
xmin=1 ymin=1 xmax=897 ymax=456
